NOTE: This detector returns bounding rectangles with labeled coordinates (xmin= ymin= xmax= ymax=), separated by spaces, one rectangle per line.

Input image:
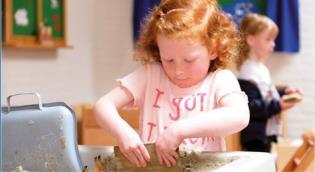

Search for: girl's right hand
xmin=117 ymin=127 xmax=150 ymax=168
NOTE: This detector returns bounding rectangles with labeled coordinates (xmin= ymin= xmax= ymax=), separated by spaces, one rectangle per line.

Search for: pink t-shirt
xmin=117 ymin=63 xmax=243 ymax=151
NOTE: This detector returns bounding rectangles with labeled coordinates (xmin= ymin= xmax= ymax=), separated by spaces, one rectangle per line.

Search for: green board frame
xmin=3 ymin=0 xmax=67 ymax=48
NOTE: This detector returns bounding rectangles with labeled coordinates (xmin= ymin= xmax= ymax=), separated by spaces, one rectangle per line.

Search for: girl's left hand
xmin=155 ymin=124 xmax=182 ymax=167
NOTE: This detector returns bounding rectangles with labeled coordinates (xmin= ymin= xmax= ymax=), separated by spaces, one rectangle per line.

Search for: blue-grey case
xmin=2 ymin=93 xmax=83 ymax=172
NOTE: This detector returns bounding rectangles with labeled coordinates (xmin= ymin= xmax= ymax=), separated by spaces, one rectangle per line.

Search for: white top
xmin=239 ymin=59 xmax=281 ymax=136
xmin=117 ymin=63 xmax=246 ymax=151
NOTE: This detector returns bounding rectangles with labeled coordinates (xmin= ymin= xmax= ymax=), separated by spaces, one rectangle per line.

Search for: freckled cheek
xmin=162 ymin=63 xmax=175 ymax=76
xmin=187 ymin=65 xmax=208 ymax=77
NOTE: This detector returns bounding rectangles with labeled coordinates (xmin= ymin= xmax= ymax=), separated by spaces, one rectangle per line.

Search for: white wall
xmin=2 ymin=1 xmax=314 ymax=138
xmin=2 ymin=0 xmax=96 ymax=105
xmin=92 ymin=0 xmax=138 ymax=99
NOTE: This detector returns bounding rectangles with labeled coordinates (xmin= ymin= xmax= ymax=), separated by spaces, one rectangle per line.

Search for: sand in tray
xmin=95 ymin=150 xmax=240 ymax=172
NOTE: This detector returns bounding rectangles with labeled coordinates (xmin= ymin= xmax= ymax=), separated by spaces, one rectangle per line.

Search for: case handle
xmin=7 ymin=92 xmax=43 ymax=112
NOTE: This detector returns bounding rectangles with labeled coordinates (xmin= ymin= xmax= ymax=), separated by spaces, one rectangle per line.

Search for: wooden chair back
xmin=282 ymin=138 xmax=314 ymax=172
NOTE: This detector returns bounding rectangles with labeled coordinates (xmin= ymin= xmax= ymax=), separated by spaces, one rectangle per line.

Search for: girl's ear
xmin=209 ymin=51 xmax=218 ymax=60
xmin=246 ymin=35 xmax=255 ymax=47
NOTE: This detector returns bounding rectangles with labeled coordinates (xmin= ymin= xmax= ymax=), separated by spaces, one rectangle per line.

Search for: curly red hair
xmin=133 ymin=0 xmax=239 ymax=72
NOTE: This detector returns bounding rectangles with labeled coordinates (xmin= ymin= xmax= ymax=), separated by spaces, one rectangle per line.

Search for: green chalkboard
xmin=42 ymin=0 xmax=63 ymax=38
xmin=10 ymin=0 xmax=64 ymax=38
xmin=4 ymin=0 xmax=68 ymax=48
xmin=12 ymin=0 xmax=37 ymax=36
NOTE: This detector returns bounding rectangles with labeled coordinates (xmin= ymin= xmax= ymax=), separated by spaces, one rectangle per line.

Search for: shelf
xmin=3 ymin=42 xmax=73 ymax=49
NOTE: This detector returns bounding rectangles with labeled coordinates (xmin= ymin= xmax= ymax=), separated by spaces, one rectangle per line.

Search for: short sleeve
xmin=116 ymin=65 xmax=147 ymax=107
xmin=215 ymin=70 xmax=247 ymax=104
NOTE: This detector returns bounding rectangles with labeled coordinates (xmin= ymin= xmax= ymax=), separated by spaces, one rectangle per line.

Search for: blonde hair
xmin=133 ymin=0 xmax=239 ymax=72
xmin=237 ymin=13 xmax=278 ymax=69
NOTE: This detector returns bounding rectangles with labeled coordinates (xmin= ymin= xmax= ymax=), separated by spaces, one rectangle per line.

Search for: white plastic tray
xmin=78 ymin=145 xmax=275 ymax=172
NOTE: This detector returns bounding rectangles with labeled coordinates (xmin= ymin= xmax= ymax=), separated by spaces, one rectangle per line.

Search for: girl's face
xmin=157 ymin=34 xmax=217 ymax=88
xmin=248 ymin=28 xmax=276 ymax=61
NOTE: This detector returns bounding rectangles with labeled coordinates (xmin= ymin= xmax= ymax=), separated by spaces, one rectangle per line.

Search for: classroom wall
xmin=92 ymin=0 xmax=138 ymax=99
xmin=2 ymin=0 xmax=314 ymax=138
xmin=2 ymin=0 xmax=137 ymax=106
xmin=2 ymin=0 xmax=96 ymax=105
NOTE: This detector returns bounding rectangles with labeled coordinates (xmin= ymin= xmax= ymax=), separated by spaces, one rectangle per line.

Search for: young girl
xmin=237 ymin=13 xmax=302 ymax=152
xmin=95 ymin=0 xmax=249 ymax=168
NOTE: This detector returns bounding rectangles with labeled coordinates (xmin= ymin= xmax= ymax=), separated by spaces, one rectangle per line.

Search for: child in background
xmin=94 ymin=0 xmax=249 ymax=168
xmin=237 ymin=13 xmax=302 ymax=152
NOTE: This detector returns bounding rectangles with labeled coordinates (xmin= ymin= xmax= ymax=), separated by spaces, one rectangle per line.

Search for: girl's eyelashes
xmin=161 ymin=57 xmax=196 ymax=63
xmin=184 ymin=58 xmax=196 ymax=63
xmin=163 ymin=58 xmax=173 ymax=63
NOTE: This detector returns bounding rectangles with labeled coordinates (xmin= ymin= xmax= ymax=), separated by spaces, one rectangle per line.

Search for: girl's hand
xmin=155 ymin=124 xmax=182 ymax=167
xmin=280 ymin=87 xmax=303 ymax=111
xmin=280 ymin=98 xmax=295 ymax=110
xmin=285 ymin=87 xmax=303 ymax=96
xmin=117 ymin=127 xmax=150 ymax=168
